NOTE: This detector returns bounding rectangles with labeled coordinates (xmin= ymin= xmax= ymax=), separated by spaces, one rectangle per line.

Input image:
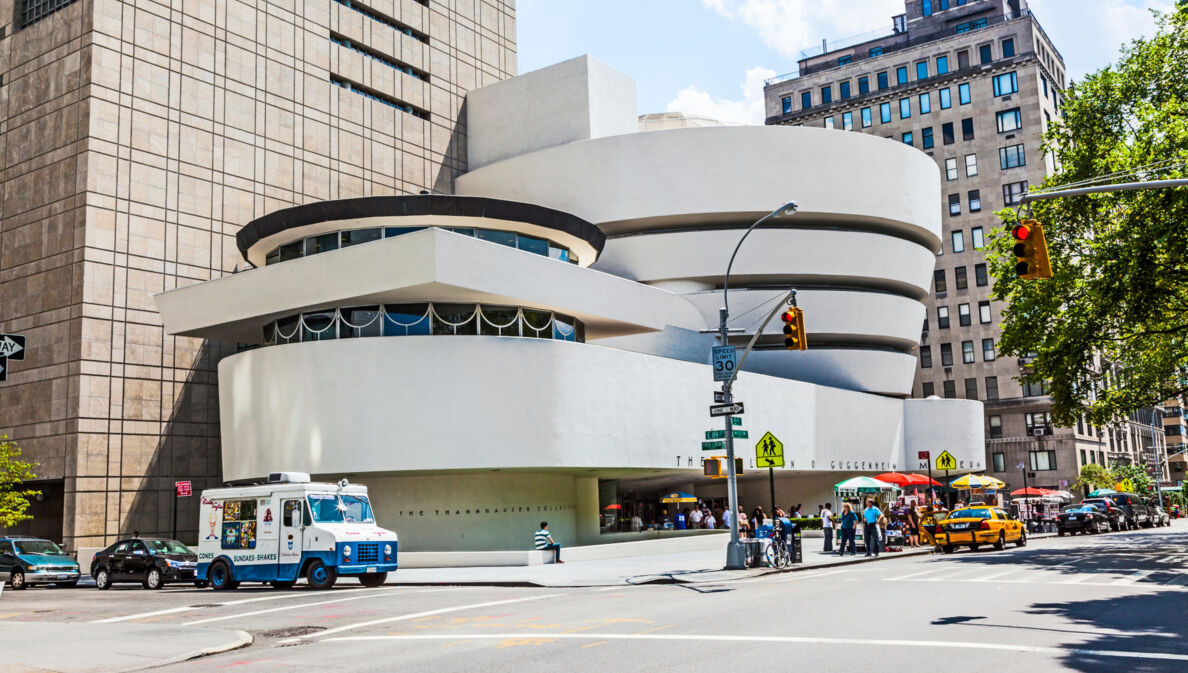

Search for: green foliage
xmin=1074 ymin=463 xmax=1115 ymax=493
xmin=986 ymin=7 xmax=1188 ymax=427
xmin=1111 ymin=463 xmax=1153 ymax=495
xmin=0 ymin=435 xmax=39 ymax=528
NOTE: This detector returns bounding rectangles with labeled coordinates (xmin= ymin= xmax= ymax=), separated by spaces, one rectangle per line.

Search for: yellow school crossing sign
xmin=755 ymin=432 xmax=784 ymax=468
xmin=935 ymin=450 xmax=957 ymax=471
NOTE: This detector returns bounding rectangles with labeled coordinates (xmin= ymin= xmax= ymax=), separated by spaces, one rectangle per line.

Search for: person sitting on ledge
xmin=534 ymin=521 xmax=563 ymax=563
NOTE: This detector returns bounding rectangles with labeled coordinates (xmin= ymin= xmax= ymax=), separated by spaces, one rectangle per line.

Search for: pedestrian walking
xmin=821 ymin=503 xmax=834 ymax=552
xmin=838 ymin=503 xmax=858 ymax=555
xmin=690 ymin=505 xmax=704 ymax=529
xmin=533 ymin=521 xmax=563 ymax=563
xmin=737 ymin=507 xmax=749 ymax=537
xmin=863 ymin=498 xmax=883 ymax=557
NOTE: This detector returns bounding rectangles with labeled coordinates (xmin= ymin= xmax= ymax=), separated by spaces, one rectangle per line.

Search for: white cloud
xmin=666 ymin=66 xmax=777 ymax=125
xmin=704 ymin=0 xmax=903 ymax=59
xmin=1026 ymin=0 xmax=1171 ymax=80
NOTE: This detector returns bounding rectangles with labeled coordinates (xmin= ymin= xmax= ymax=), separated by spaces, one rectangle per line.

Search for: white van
xmin=196 ymin=473 xmax=398 ymax=590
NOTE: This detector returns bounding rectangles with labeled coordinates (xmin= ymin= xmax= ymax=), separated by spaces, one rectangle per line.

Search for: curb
xmin=126 ymin=628 xmax=254 ymax=672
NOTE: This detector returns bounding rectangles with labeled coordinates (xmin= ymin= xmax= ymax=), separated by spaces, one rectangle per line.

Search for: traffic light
xmin=1011 ymin=219 xmax=1052 ymax=280
xmin=781 ymin=307 xmax=807 ymax=350
xmin=703 ymin=457 xmax=744 ymax=478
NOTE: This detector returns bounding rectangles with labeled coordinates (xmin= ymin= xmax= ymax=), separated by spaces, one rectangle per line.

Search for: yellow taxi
xmin=934 ymin=505 xmax=1026 ymax=553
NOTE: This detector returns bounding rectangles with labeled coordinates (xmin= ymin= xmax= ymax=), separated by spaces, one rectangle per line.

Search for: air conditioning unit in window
xmin=1032 ymin=427 xmax=1048 ymax=436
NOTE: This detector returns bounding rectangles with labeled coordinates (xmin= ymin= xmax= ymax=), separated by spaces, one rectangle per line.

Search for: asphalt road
xmin=4 ymin=523 xmax=1188 ymax=673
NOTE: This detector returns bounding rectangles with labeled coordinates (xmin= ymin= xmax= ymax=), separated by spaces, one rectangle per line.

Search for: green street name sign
xmin=733 ymin=430 xmax=749 ymax=439
xmin=732 ymin=417 xmax=742 ymax=426
xmin=705 ymin=430 xmax=726 ymax=440
xmin=701 ymin=440 xmax=725 ymax=451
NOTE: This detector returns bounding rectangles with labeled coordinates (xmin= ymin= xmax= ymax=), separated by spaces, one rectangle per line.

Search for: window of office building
xmin=1042 ymin=75 xmax=1049 ymax=99
xmin=939 ymin=87 xmax=952 ymax=109
xmin=942 ymin=122 xmax=955 ymax=145
xmin=919 ymin=93 xmax=931 ymax=114
xmin=825 ymin=116 xmax=835 ymax=129
xmin=921 ymin=345 xmax=933 ymax=368
xmin=993 ymin=71 xmax=1018 ymax=97
xmin=934 ymin=269 xmax=947 ymax=294
xmin=959 ymin=82 xmax=971 ymax=105
xmin=975 ymin=263 xmax=988 ymax=286
xmin=999 ymin=143 xmax=1026 ymax=169
xmin=782 ymin=97 xmax=792 ymax=114
xmin=957 ymin=50 xmax=970 ymax=69
xmin=840 ymin=81 xmax=851 ymax=99
xmin=802 ymin=91 xmax=812 ymax=109
xmin=843 ymin=111 xmax=854 ymax=130
xmin=944 ymin=379 xmax=957 ymax=398
xmin=900 ymin=98 xmax=911 ymax=118
xmin=1022 ymin=379 xmax=1047 ymax=397
xmin=978 ymin=300 xmax=991 ymax=323
xmin=937 ymin=55 xmax=949 ymax=75
xmin=961 ymin=117 xmax=975 ymax=140
xmin=1002 ymin=38 xmax=1015 ymax=58
xmin=969 ymin=190 xmax=982 ymax=212
xmin=982 ymin=338 xmax=996 ymax=361
xmin=968 ymin=226 xmax=983 ymax=249
xmin=839 ymin=55 xmax=852 ymax=66
xmin=1030 ymin=450 xmax=1057 ymax=471
xmin=922 ymin=381 xmax=935 ymax=397
xmin=959 ymin=303 xmax=971 ymax=326
xmin=880 ymin=102 xmax=892 ymax=123
xmin=993 ymin=452 xmax=1005 ymax=471
xmin=965 ymin=378 xmax=979 ymax=399
xmin=897 ymin=66 xmax=909 ymax=84
xmin=917 ymin=61 xmax=929 ymax=80
xmin=861 ymin=107 xmax=872 ymax=127
xmin=858 ymin=76 xmax=870 ymax=94
xmin=941 ymin=343 xmax=954 ymax=366
xmin=938 ymin=306 xmax=951 ymax=329
xmin=949 ymin=194 xmax=962 ymax=216
xmin=996 ymin=108 xmax=1022 ymax=132
xmin=979 ymin=44 xmax=993 ymax=64
xmin=877 ymin=71 xmax=889 ymax=89
xmin=945 ymin=158 xmax=958 ymax=180
xmin=871 ymin=46 xmax=885 ymax=57
xmin=902 ymin=131 xmax=913 ymax=146
xmin=922 ymin=127 xmax=934 ymax=148
xmin=1003 ymin=180 xmax=1028 ymax=205
xmin=965 ymin=153 xmax=978 ymax=176
xmin=923 ymin=317 xmax=930 ymax=333
xmin=962 ymin=340 xmax=975 ymax=363
xmin=952 ymin=230 xmax=965 ymax=251
xmin=986 ymin=376 xmax=999 ymax=400
xmin=955 ymin=266 xmax=968 ymax=289
xmin=989 ymin=415 xmax=1003 ymax=438
xmin=822 ymin=86 xmax=832 ymax=103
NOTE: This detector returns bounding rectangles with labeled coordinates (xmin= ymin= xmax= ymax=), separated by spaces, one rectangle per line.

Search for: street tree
xmin=986 ymin=6 xmax=1188 ymax=428
xmin=1111 ymin=464 xmax=1153 ymax=496
xmin=1074 ymin=464 xmax=1114 ymax=494
xmin=0 ymin=435 xmax=40 ymax=528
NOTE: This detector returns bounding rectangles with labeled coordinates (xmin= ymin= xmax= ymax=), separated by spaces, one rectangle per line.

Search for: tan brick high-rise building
xmin=764 ymin=0 xmax=1110 ymax=493
xmin=0 ymin=0 xmax=515 ymax=548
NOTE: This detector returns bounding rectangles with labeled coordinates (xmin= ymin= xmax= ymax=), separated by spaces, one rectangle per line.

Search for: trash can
xmin=743 ymin=539 xmax=763 ymax=568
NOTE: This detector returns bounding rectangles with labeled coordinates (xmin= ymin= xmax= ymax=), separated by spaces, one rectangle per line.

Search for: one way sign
xmin=0 ymin=334 xmax=25 ymax=360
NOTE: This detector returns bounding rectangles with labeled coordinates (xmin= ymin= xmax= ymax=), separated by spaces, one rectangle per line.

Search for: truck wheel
xmin=210 ymin=561 xmax=239 ymax=591
xmin=359 ymin=572 xmax=388 ymax=588
xmin=306 ymin=559 xmax=337 ymax=590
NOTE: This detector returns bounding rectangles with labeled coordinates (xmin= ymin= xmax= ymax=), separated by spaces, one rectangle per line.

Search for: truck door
xmin=280 ymin=499 xmax=304 ymax=574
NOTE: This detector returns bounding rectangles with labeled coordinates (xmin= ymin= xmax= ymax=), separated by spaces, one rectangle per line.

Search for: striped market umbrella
xmin=950 ymin=473 xmax=1004 ymax=490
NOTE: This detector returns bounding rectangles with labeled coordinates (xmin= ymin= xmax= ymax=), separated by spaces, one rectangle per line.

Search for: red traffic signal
xmin=781 ymin=307 xmax=807 ymax=350
xmin=1011 ymin=219 xmax=1052 ymax=280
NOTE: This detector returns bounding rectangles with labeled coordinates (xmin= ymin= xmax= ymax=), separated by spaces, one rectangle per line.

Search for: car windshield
xmin=146 ymin=539 xmax=192 ymax=554
xmin=950 ymin=509 xmax=992 ymax=519
xmin=14 ymin=540 xmax=64 ymax=555
xmin=307 ymin=494 xmax=375 ymax=524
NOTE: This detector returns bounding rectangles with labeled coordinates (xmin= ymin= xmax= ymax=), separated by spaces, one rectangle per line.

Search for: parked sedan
xmin=1057 ymin=504 xmax=1111 ymax=535
xmin=1081 ymin=498 xmax=1125 ymax=531
xmin=91 ymin=538 xmax=201 ymax=590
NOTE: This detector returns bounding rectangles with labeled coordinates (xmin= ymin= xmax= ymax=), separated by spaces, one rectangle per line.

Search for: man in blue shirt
xmin=863 ymin=499 xmax=883 ymax=557
xmin=534 ymin=521 xmax=563 ymax=563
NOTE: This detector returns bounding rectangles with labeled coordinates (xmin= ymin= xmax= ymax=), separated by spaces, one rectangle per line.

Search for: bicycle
xmin=763 ymin=523 xmax=794 ymax=568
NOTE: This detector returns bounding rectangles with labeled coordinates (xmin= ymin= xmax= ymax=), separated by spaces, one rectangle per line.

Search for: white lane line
xmin=93 ymin=606 xmax=197 ymax=624
xmin=772 ymin=569 xmax=850 ymax=582
xmin=971 ymin=569 xmax=1020 ymax=583
xmin=886 ymin=568 xmax=946 ymax=582
xmin=185 ymin=588 xmax=446 ymax=626
xmin=1058 ymin=573 xmax=1100 ymax=584
xmin=318 ymin=633 xmax=1188 ymax=662
xmin=91 ymin=586 xmax=392 ymax=624
xmin=1111 ymin=570 xmax=1155 ymax=586
xmin=279 ymin=594 xmax=564 ymax=643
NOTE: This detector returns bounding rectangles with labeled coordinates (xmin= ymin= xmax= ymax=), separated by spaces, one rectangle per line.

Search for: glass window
xmin=1022 ymin=380 xmax=1048 ymax=397
xmin=1030 ymin=450 xmax=1057 ymax=471
xmin=996 ymin=108 xmax=1022 ymax=132
xmin=939 ymin=88 xmax=951 ymax=109
xmin=922 ymin=382 xmax=935 ymax=397
xmin=942 ymin=122 xmax=954 ymax=145
xmin=385 ymin=226 xmax=422 ymax=238
xmin=934 ymin=269 xmax=947 ymax=294
xmin=843 ymin=111 xmax=854 ymax=130
xmin=919 ymin=93 xmax=931 ymax=114
xmin=782 ymin=96 xmax=792 ymax=114
xmin=921 ymin=345 xmax=933 ymax=368
xmin=954 ymin=266 xmax=967 ymax=289
xmin=993 ymin=452 xmax=1005 ymax=472
xmin=938 ymin=306 xmax=951 ymax=329
xmin=999 ymin=143 xmax=1026 ymax=168
xmin=949 ymin=194 xmax=962 ymax=216
xmin=861 ymin=107 xmax=872 ymax=127
xmin=306 ymin=232 xmax=339 ymax=256
xmin=958 ymin=303 xmax=971 ymax=326
xmin=989 ymin=415 xmax=1003 ymax=438
xmin=902 ymin=131 xmax=913 ymax=146
xmin=965 ymin=377 xmax=978 ymax=399
xmin=1003 ymin=180 xmax=1028 ymax=205
xmin=840 ymin=81 xmax=851 ymax=99
xmin=858 ymin=76 xmax=869 ymax=94
xmin=983 ymin=338 xmax=996 ymax=361
xmin=880 ymin=102 xmax=892 ymax=123
xmin=384 ymin=303 xmax=431 ymax=336
xmin=340 ymin=306 xmax=382 ymax=338
xmin=341 ymin=228 xmax=382 ymax=248
xmin=962 ymin=340 xmax=975 ymax=363
xmin=961 ymin=117 xmax=974 ymax=140
xmin=1042 ymin=75 xmax=1049 ymax=99
xmin=899 ymin=98 xmax=911 ymax=118
xmin=801 ymin=91 xmax=812 ymax=109
xmin=952 ymin=230 xmax=964 ymax=251
xmin=979 ymin=301 xmax=991 ymax=323
xmin=971 ymin=226 xmax=984 ymax=249
xmin=839 ymin=55 xmax=852 ymax=66
xmin=975 ymin=263 xmax=988 ymax=286
xmin=957 ymin=50 xmax=970 ymax=69
xmin=822 ymin=85 xmax=832 ymax=103
xmin=824 ymin=116 xmax=835 ymax=129
xmin=943 ymin=379 xmax=956 ymax=398
xmin=986 ymin=376 xmax=999 ymax=400
xmin=877 ymin=71 xmax=888 ymax=89
xmin=476 ymin=228 xmax=516 ymax=248
xmin=937 ymin=55 xmax=949 ymax=75
xmin=945 ymin=158 xmax=958 ymax=180
xmin=923 ymin=0 xmax=933 ymax=15
xmin=965 ymin=153 xmax=978 ymax=176
xmin=516 ymin=234 xmax=549 ymax=256
xmin=993 ymin=71 xmax=1018 ymax=96
xmin=922 ymin=127 xmax=934 ymax=149
xmin=870 ymin=46 xmax=884 ymax=57
xmin=969 ymin=190 xmax=982 ymax=212
xmin=432 ymin=303 xmax=478 ymax=335
xmin=916 ymin=61 xmax=928 ymax=80
xmin=302 ymin=310 xmax=338 ymax=342
xmin=941 ymin=342 xmax=953 ymax=366
xmin=979 ymin=44 xmax=993 ymax=64
xmin=959 ymin=83 xmax=971 ymax=104
xmin=897 ymin=66 xmax=908 ymax=84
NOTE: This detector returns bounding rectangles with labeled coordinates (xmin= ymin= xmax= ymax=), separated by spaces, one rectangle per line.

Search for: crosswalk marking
xmin=1111 ymin=570 xmax=1155 ymax=586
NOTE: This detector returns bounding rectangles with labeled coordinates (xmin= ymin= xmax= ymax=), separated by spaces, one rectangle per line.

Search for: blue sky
xmin=517 ymin=0 xmax=1173 ymax=124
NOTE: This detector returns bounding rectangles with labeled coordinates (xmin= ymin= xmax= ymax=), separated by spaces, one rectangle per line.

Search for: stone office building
xmin=0 ymin=0 xmax=515 ymax=548
xmin=763 ymin=0 xmax=1106 ymax=492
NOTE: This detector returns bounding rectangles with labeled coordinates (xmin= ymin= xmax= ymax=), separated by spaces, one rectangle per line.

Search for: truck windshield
xmin=15 ymin=540 xmax=64 ymax=555
xmin=307 ymin=494 xmax=375 ymax=524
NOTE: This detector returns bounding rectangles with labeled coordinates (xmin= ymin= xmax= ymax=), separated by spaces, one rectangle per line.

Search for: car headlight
xmin=343 ymin=545 xmax=351 ymax=557
xmin=384 ymin=544 xmax=392 ymax=556
xmin=166 ymin=559 xmax=182 ymax=568
xmin=27 ymin=565 xmax=44 ymax=571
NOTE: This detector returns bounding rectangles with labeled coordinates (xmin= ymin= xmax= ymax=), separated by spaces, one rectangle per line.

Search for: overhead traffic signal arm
xmin=781 ymin=307 xmax=808 ymax=351
xmin=1011 ymin=219 xmax=1053 ymax=280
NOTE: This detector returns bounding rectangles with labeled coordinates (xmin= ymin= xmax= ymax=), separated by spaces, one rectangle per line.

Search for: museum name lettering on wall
xmin=674 ymin=456 xmax=905 ymax=471
xmin=392 ymin=504 xmax=577 ymax=518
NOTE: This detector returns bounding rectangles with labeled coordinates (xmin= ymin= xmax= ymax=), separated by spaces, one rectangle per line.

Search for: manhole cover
xmin=258 ymin=626 xmax=326 ymax=639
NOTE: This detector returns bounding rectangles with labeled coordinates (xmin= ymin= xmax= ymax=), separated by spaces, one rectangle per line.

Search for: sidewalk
xmin=0 ymin=621 xmax=251 ymax=673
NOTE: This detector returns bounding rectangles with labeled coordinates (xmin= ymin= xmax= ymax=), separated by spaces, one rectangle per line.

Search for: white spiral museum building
xmin=156 ymin=56 xmax=984 ymax=552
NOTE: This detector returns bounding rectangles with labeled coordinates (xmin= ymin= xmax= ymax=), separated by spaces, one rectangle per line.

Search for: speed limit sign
xmin=712 ymin=345 xmax=737 ymax=382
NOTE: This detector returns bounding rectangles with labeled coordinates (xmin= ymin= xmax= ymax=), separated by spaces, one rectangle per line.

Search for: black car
xmin=1101 ymin=493 xmax=1151 ymax=529
xmin=90 ymin=538 xmax=201 ymax=590
xmin=1081 ymin=498 xmax=1125 ymax=531
xmin=1057 ymin=504 xmax=1111 ymax=535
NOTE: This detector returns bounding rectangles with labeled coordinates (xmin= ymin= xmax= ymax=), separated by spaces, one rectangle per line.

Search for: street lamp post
xmin=718 ymin=201 xmax=798 ymax=570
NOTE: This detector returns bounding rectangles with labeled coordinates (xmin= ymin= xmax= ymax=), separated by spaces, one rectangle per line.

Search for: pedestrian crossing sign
xmin=935 ymin=450 xmax=957 ymax=471
xmin=755 ymin=432 xmax=784 ymax=468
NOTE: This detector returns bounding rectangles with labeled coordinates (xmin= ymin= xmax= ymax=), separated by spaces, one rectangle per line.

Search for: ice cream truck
xmin=196 ymin=472 xmax=398 ymax=590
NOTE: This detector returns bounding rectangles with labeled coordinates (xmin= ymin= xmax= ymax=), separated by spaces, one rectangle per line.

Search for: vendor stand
xmin=833 ymin=477 xmax=901 ymax=551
